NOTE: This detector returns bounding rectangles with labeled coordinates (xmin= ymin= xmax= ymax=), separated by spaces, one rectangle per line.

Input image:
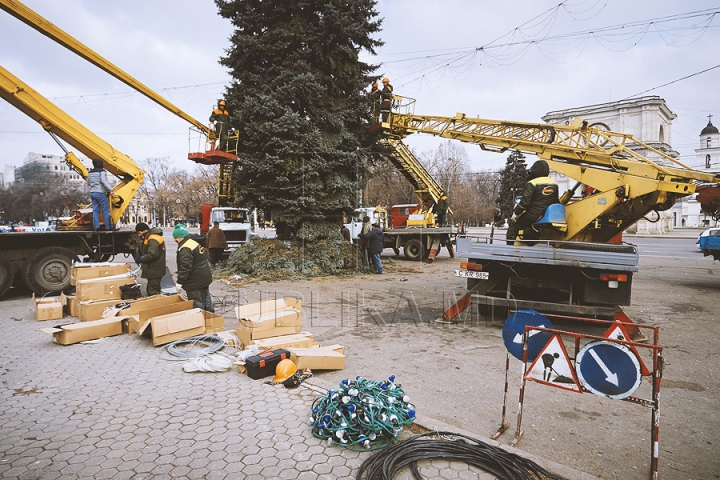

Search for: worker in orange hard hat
xmin=369 ymin=81 xmax=380 ymax=122
xmin=210 ymin=100 xmax=230 ymax=151
xmin=380 ymin=77 xmax=393 ymax=123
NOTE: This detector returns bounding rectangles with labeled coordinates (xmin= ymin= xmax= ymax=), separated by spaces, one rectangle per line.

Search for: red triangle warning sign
xmin=603 ymin=321 xmax=650 ymax=376
xmin=525 ymin=334 xmax=582 ymax=393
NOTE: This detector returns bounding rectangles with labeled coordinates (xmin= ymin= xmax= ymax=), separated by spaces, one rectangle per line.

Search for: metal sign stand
xmin=495 ymin=314 xmax=663 ymax=479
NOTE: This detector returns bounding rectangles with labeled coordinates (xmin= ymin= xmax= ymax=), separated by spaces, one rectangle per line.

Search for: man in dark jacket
xmin=359 ymin=223 xmax=385 ymax=274
xmin=134 ymin=222 xmax=166 ymax=296
xmin=435 ymin=193 xmax=449 ymax=227
xmin=380 ymin=77 xmax=393 ymax=122
xmin=506 ymin=160 xmax=559 ymax=245
xmin=173 ymin=224 xmax=214 ymax=312
xmin=205 ymin=221 xmax=227 ymax=266
xmin=210 ymin=100 xmax=231 ymax=151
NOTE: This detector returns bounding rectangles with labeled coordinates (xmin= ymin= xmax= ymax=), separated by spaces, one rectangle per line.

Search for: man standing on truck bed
xmin=173 ymin=224 xmax=214 ymax=312
xmin=87 ymin=158 xmax=115 ymax=231
xmin=506 ymin=160 xmax=559 ymax=245
xmin=134 ymin=222 xmax=166 ymax=296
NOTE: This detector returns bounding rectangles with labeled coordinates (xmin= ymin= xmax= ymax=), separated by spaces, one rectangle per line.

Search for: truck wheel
xmin=0 ymin=252 xmax=13 ymax=298
xmin=22 ymin=247 xmax=78 ymax=295
xmin=404 ymin=239 xmax=423 ymax=261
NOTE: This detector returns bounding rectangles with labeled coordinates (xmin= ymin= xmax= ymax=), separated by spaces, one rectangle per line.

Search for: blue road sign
xmin=575 ymin=340 xmax=642 ymax=399
xmin=502 ymin=310 xmax=553 ymax=362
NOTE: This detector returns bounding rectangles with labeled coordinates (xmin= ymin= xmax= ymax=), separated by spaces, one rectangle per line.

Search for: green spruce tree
xmin=215 ymin=0 xmax=383 ymax=239
xmin=496 ymin=150 xmax=528 ymax=220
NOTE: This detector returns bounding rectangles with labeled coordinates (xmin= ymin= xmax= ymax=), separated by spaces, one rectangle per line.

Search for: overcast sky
xmin=1 ymin=0 xmax=718 ymax=177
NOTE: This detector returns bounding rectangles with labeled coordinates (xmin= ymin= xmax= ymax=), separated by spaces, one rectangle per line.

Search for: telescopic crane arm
xmin=382 ymin=110 xmax=720 ymax=242
xmin=0 ymin=0 xmax=211 ymax=138
xmin=0 ymin=65 xmax=144 ymax=226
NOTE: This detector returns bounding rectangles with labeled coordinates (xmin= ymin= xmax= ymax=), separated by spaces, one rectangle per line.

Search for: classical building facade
xmin=542 ymin=96 xmax=683 ymax=234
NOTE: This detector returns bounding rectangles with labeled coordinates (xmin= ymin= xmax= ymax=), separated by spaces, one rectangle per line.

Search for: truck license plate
xmin=455 ymin=269 xmax=489 ymax=280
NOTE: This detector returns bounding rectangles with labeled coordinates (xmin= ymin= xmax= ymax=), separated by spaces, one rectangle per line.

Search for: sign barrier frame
xmin=494 ymin=313 xmax=663 ymax=480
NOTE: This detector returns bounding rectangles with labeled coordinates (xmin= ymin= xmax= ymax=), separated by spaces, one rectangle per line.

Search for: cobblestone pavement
xmin=0 ymin=293 xmax=596 ymax=480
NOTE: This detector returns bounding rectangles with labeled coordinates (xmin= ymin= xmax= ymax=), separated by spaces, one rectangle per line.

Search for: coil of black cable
xmin=356 ymin=431 xmax=564 ymax=480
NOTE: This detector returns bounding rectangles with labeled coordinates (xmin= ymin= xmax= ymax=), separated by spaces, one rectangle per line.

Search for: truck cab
xmin=344 ymin=207 xmax=385 ymax=243
xmin=200 ymin=204 xmax=252 ymax=254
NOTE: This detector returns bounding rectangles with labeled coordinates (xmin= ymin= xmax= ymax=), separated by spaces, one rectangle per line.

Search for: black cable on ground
xmin=356 ymin=431 xmax=565 ymax=480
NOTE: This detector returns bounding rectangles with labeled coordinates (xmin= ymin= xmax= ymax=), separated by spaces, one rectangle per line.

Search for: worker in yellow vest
xmin=134 ymin=222 xmax=166 ymax=296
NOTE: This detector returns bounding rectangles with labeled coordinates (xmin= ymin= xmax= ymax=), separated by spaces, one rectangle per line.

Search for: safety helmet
xmin=274 ymin=359 xmax=298 ymax=383
xmin=218 ymin=100 xmax=226 ymax=106
xmin=382 ymin=77 xmax=389 ymax=83
xmin=372 ymin=82 xmax=378 ymax=88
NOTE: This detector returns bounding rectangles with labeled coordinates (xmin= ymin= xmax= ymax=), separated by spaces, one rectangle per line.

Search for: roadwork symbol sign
xmin=525 ymin=334 xmax=581 ymax=392
xmin=603 ymin=321 xmax=650 ymax=376
xmin=576 ymin=340 xmax=642 ymax=399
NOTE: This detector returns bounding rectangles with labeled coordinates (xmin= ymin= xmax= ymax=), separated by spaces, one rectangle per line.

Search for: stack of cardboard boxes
xmin=36 ymin=264 xmax=345 ymax=376
xmin=234 ymin=298 xmax=345 ymax=372
xmin=38 ymin=263 xmax=224 ymax=346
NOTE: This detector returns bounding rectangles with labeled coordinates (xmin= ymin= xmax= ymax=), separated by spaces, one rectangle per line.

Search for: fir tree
xmin=215 ymin=0 xmax=383 ymax=239
xmin=496 ymin=150 xmax=528 ymax=219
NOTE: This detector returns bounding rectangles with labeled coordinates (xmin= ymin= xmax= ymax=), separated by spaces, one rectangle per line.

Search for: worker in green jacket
xmin=173 ymin=224 xmax=214 ymax=312
xmin=134 ymin=222 xmax=166 ymax=296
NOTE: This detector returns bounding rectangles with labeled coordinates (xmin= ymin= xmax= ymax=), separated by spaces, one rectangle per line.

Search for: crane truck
xmin=0 ymin=0 xmax=249 ymax=298
xmin=377 ymin=105 xmax=720 ymax=322
xmin=345 ymin=96 xmax=463 ymax=262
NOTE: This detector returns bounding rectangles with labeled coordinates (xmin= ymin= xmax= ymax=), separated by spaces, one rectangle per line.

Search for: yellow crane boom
xmin=384 ymin=110 xmax=720 ymax=242
xmin=0 ymin=65 xmax=144 ymax=227
xmin=0 ymin=0 xmax=211 ymax=138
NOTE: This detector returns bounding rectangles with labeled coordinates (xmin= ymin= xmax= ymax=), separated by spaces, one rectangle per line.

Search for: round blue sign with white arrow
xmin=575 ymin=340 xmax=642 ymax=399
xmin=502 ymin=310 xmax=553 ymax=362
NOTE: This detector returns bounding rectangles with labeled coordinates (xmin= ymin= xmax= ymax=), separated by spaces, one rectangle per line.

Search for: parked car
xmin=697 ymin=227 xmax=720 ymax=249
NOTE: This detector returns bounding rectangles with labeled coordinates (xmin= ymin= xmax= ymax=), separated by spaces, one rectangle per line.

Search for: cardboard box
xmin=75 ymin=274 xmax=137 ymax=302
xmin=138 ymin=307 xmax=206 ymax=346
xmin=235 ymin=325 xmax=301 ymax=349
xmin=289 ymin=345 xmax=346 ymax=370
xmin=76 ymin=293 xmax=188 ymax=322
xmin=251 ymin=332 xmax=316 ymax=351
xmin=33 ymin=293 xmax=67 ymax=321
xmin=204 ymin=311 xmax=225 ymax=334
xmin=40 ymin=317 xmax=127 ymax=345
xmin=71 ymin=263 xmax=131 ymax=286
xmin=128 ymin=299 xmax=194 ymax=334
xmin=65 ymin=295 xmax=78 ymax=317
xmin=235 ymin=298 xmax=302 ymax=347
xmin=76 ymin=298 xmax=123 ymax=321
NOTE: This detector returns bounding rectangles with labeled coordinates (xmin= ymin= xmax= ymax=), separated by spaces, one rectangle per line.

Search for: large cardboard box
xmin=76 ymin=293 xmax=188 ymax=322
xmin=71 ymin=263 xmax=131 ymax=286
xmin=235 ymin=298 xmax=302 ymax=347
xmin=128 ymin=299 xmax=194 ymax=334
xmin=33 ymin=293 xmax=67 ymax=321
xmin=251 ymin=332 xmax=316 ymax=351
xmin=138 ymin=307 xmax=206 ymax=346
xmin=289 ymin=345 xmax=346 ymax=370
xmin=40 ymin=317 xmax=127 ymax=345
xmin=75 ymin=274 xmax=136 ymax=302
xmin=76 ymin=298 xmax=124 ymax=321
